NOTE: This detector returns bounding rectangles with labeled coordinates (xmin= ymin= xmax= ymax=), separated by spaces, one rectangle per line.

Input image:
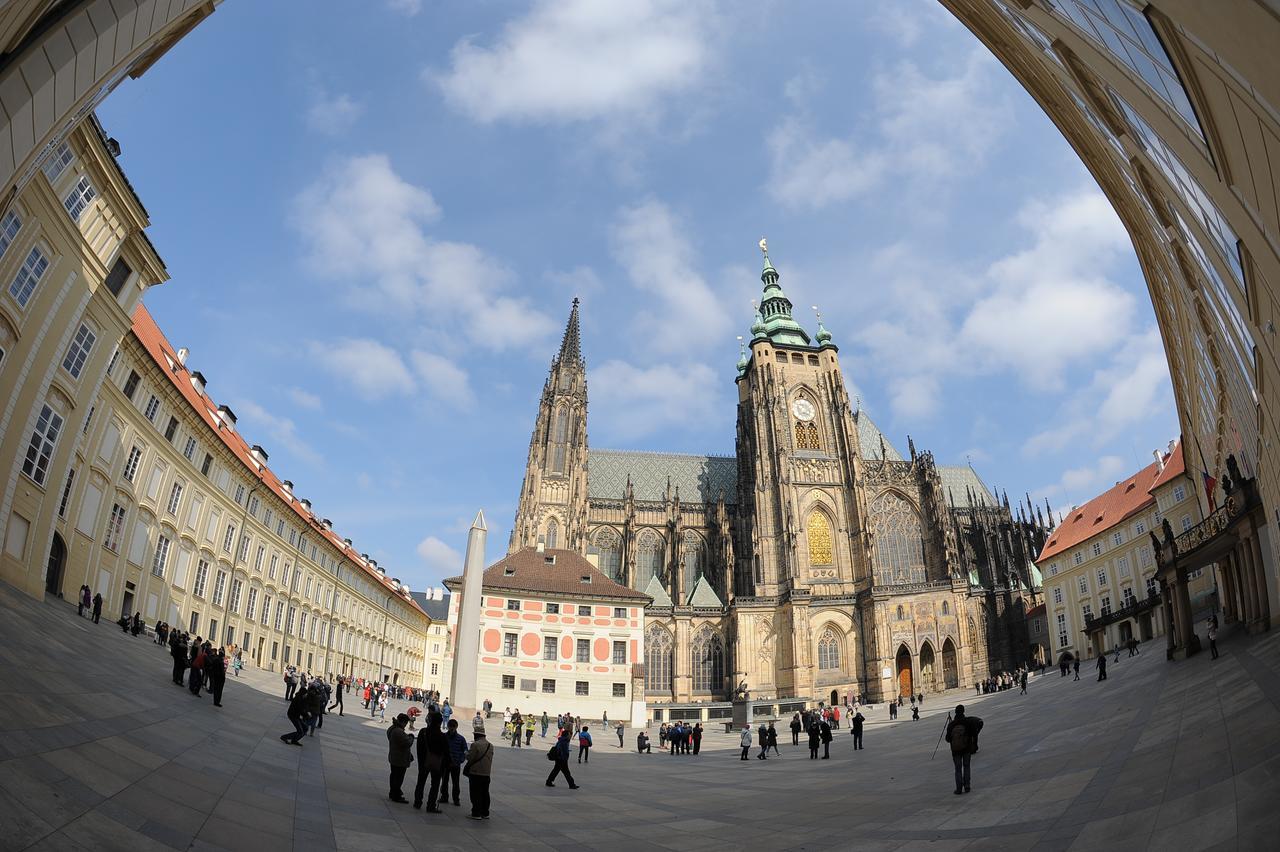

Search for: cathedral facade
xmin=509 ymin=247 xmax=1049 ymax=705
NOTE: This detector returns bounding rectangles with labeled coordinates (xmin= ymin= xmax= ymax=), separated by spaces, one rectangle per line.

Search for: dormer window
xmin=544 ymin=555 xmax=556 ymax=565
xmin=503 ymin=567 xmax=515 ymax=576
xmin=579 ymin=575 xmax=591 ymax=584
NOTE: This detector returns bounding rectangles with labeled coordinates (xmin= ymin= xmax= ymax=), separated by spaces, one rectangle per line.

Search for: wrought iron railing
xmin=1083 ymin=591 xmax=1160 ymax=632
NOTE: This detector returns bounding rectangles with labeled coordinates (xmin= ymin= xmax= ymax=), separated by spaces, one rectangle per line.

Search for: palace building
xmin=508 ymin=245 xmax=1050 ymax=707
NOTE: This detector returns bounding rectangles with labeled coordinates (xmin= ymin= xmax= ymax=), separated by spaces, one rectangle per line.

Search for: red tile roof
xmin=444 ymin=547 xmax=652 ymax=602
xmin=1025 ymin=603 xmax=1046 ymax=618
xmin=1038 ymin=441 xmax=1185 ymax=562
xmin=130 ymin=304 xmax=425 ymax=618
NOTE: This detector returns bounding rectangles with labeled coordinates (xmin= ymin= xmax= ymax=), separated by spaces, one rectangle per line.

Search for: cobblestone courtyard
xmin=0 ymin=581 xmax=1277 ymax=851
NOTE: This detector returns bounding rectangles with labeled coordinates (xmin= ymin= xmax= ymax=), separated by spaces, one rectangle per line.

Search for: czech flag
xmin=1202 ymin=470 xmax=1217 ymax=506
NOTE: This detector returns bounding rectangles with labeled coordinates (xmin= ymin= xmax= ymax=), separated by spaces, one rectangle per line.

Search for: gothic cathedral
xmin=509 ymin=245 xmax=1051 ymax=705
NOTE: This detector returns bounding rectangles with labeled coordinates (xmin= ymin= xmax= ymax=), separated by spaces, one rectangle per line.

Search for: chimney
xmin=536 ymin=541 xmax=545 ymax=553
xmin=176 ymin=347 xmax=189 ymax=366
xmin=300 ymin=498 xmax=312 ymax=513
xmin=190 ymin=371 xmax=206 ymax=396
xmin=322 ymin=518 xmax=333 ymax=531
xmin=216 ymin=404 xmax=237 ymax=431
xmin=343 ymin=538 xmax=352 ymax=547
xmin=281 ymin=480 xmax=293 ymax=498
xmin=361 ymin=553 xmax=370 ymax=564
xmin=250 ymin=445 xmax=269 ymax=467
xmin=1153 ymin=450 xmax=1165 ymax=473
xmin=1167 ymin=439 xmax=1176 ymax=456
xmin=391 ymin=578 xmax=400 ymax=589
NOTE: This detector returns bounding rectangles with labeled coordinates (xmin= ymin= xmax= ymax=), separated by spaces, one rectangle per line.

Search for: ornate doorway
xmin=920 ymin=642 xmax=936 ymax=692
xmin=44 ymin=533 xmax=66 ymax=596
xmin=895 ymin=645 xmax=913 ymax=699
xmin=942 ymin=638 xmax=959 ymax=688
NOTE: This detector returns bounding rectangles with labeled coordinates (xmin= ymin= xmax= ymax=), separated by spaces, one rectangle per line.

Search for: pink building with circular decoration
xmin=443 ymin=546 xmax=651 ymax=725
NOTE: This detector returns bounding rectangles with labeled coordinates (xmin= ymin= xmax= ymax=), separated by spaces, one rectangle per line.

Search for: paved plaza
xmin=0 ymin=582 xmax=1277 ymax=851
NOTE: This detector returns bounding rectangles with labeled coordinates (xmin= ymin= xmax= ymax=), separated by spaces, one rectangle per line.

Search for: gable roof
xmin=129 ymin=305 xmax=426 ymax=619
xmin=409 ymin=590 xmax=451 ymax=621
xmin=855 ymin=410 xmax=903 ymax=461
xmin=1038 ymin=441 xmax=1185 ymax=562
xmin=939 ymin=464 xmax=997 ymax=508
xmin=589 ymin=449 xmax=737 ymax=503
xmin=644 ymin=574 xmax=673 ymax=607
xmin=444 ymin=547 xmax=651 ymax=602
xmin=686 ymin=574 xmax=725 ymax=608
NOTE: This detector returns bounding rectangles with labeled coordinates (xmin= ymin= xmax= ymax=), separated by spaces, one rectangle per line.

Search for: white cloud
xmin=589 ymin=359 xmax=720 ymax=441
xmin=312 ymin=338 xmax=416 ymax=401
xmin=287 ymin=387 xmax=323 ymax=411
xmin=430 ymin=0 xmax=720 ymax=124
xmin=387 ymin=0 xmax=421 ymax=15
xmin=767 ymin=118 xmax=884 ymax=209
xmin=411 ymin=351 xmax=476 ymax=409
xmin=610 ymin=200 xmax=729 ymax=353
xmin=306 ymin=90 xmax=363 ymax=134
xmin=417 ymin=535 xmax=463 ymax=577
xmin=293 ymin=154 xmax=554 ymax=350
xmin=233 ymin=398 xmax=321 ymax=465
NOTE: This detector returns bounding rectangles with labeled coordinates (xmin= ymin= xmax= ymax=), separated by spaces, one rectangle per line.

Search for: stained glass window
xmin=549 ymin=407 xmax=569 ymax=473
xmin=545 ymin=518 xmax=558 ymax=549
xmin=593 ymin=527 xmax=622 ymax=580
xmin=870 ymin=492 xmax=925 ymax=585
xmin=637 ymin=530 xmax=665 ymax=587
xmin=680 ymin=530 xmax=704 ymax=591
xmin=645 ymin=625 xmax=672 ymax=693
xmin=807 ymin=512 xmax=833 ymax=566
xmin=817 ymin=629 xmax=840 ymax=670
xmin=691 ymin=628 xmax=723 ymax=692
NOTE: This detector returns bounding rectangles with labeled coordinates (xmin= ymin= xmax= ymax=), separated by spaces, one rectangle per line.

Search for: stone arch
xmin=919 ymin=640 xmax=937 ymax=692
xmin=942 ymin=636 xmax=960 ymax=689
xmin=679 ymin=529 xmax=704 ymax=592
xmin=644 ymin=624 xmax=673 ymax=695
xmin=816 ymin=626 xmax=842 ymax=672
xmin=544 ymin=517 xmax=559 ymax=549
xmin=895 ymin=644 xmax=913 ymax=699
xmin=636 ymin=529 xmax=665 ymax=587
xmin=591 ymin=526 xmax=622 ymax=580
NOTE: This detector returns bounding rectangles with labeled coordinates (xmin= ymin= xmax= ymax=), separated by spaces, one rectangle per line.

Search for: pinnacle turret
xmin=555 ymin=298 xmax=583 ymax=367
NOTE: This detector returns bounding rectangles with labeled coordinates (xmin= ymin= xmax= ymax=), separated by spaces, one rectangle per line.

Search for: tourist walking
xmin=851 ymin=710 xmax=865 ymax=750
xmin=616 ymin=721 xmax=625 ymax=748
xmin=329 ymin=676 xmax=345 ymax=715
xmin=807 ymin=719 xmax=820 ymax=759
xmin=889 ymin=701 xmax=897 ymax=720
xmin=473 ymin=711 xmax=484 ymax=732
xmin=546 ymin=727 xmax=579 ymax=788
xmin=441 ymin=718 xmax=468 ymax=807
xmin=1096 ymin=654 xmax=1108 ymax=681
xmin=757 ymin=722 xmax=769 ymax=760
xmin=510 ymin=711 xmax=523 ymax=748
xmin=911 ymin=705 xmax=920 ymax=721
xmin=1209 ymin=622 xmax=1219 ymax=659
xmin=284 ymin=666 xmax=297 ymax=700
xmin=692 ymin=723 xmax=703 ymax=755
xmin=945 ymin=705 xmax=983 ymax=794
xmin=739 ymin=725 xmax=752 ymax=760
xmin=91 ymin=592 xmax=102 ymax=623
xmin=820 ymin=718 xmax=833 ymax=759
xmin=1128 ymin=638 xmax=1140 ymax=657
xmin=464 ymin=726 xmax=493 ymax=820
xmin=525 ymin=714 xmax=535 ymax=745
xmin=577 ymin=725 xmax=592 ymax=763
xmin=767 ymin=721 xmax=780 ymax=755
xmin=187 ymin=643 xmax=205 ymax=696
xmin=207 ymin=647 xmax=226 ymax=707
xmin=170 ymin=633 xmax=188 ymax=685
xmin=1072 ymin=659 xmax=1080 ymax=681
xmin=1020 ymin=671 xmax=1028 ymax=694
xmin=414 ymin=711 xmax=448 ymax=812
xmin=78 ymin=585 xmax=90 ymax=617
xmin=790 ymin=713 xmax=802 ymax=746
xmin=387 ymin=713 xmax=413 ymax=803
xmin=541 ymin=711 xmax=549 ymax=738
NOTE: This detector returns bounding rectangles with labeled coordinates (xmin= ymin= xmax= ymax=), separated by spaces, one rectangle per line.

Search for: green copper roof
xmin=755 ymin=250 xmax=811 ymax=346
xmin=686 ymin=574 xmax=725 ymax=608
xmin=643 ymin=574 xmax=673 ymax=607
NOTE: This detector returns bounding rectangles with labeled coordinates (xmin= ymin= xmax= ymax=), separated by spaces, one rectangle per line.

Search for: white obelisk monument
xmin=449 ymin=510 xmax=487 ymax=715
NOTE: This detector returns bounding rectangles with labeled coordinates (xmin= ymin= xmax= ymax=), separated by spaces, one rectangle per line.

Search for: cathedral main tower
xmin=509 ymin=300 xmax=590 ymax=554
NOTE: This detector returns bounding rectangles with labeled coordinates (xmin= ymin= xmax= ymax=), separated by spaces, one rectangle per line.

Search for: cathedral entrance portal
xmin=895 ymin=645 xmax=913 ymax=699
xmin=920 ymin=642 xmax=936 ymax=692
xmin=942 ymin=638 xmax=959 ymax=689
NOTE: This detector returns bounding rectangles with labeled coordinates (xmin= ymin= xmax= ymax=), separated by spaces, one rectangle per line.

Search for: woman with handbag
xmin=463 ymin=726 xmax=493 ymax=820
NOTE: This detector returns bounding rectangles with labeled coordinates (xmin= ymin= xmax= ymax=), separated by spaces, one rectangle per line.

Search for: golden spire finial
xmin=759 ymin=237 xmax=768 ymax=255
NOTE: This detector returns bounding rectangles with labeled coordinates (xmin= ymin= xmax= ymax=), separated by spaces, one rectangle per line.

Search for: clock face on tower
xmin=791 ymin=399 xmax=816 ymax=422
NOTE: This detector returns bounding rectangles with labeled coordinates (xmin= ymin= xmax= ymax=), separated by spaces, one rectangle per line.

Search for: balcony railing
xmin=1083 ymin=591 xmax=1160 ymax=632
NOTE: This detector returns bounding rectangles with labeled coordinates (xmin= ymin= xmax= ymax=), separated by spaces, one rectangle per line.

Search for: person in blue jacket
xmin=440 ymin=718 xmax=468 ymax=807
xmin=577 ymin=725 xmax=593 ymax=763
xmin=546 ymin=727 xmax=579 ymax=789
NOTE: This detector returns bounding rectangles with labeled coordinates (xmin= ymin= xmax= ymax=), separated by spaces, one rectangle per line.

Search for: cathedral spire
xmin=752 ymin=238 xmax=811 ymax=346
xmin=555 ymin=298 xmax=583 ymax=367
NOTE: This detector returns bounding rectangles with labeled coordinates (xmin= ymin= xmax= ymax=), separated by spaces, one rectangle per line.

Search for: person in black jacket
xmin=851 ymin=710 xmax=865 ymax=750
xmin=545 ymin=727 xmax=579 ymax=789
xmin=819 ymin=718 xmax=833 ymax=759
xmin=944 ymin=704 xmax=983 ymax=794
xmin=279 ymin=684 xmax=310 ymax=745
xmin=170 ymin=633 xmax=188 ymax=685
xmin=207 ymin=648 xmax=226 ymax=707
xmin=692 ymin=723 xmax=702 ymax=755
xmin=790 ymin=713 xmax=802 ymax=746
xmin=807 ymin=720 xmax=821 ymax=759
xmin=329 ymin=676 xmax=345 ymax=715
xmin=414 ymin=711 xmax=449 ymax=812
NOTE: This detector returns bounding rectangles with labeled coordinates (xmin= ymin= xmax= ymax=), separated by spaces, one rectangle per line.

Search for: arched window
xmin=645 ymin=625 xmax=673 ymax=694
xmin=807 ymin=511 xmax=833 ymax=566
xmin=869 ymin=492 xmax=926 ymax=585
xmin=941 ymin=600 xmax=949 ymax=615
xmin=795 ymin=421 xmax=820 ymax=450
xmin=636 ymin=530 xmax=665 ymax=587
xmin=549 ymin=407 xmax=569 ymax=473
xmin=592 ymin=527 xmax=622 ymax=580
xmin=896 ymin=605 xmax=905 ymax=620
xmin=817 ymin=628 xmax=841 ymax=670
xmin=680 ymin=530 xmax=704 ymax=591
xmin=545 ymin=518 xmax=559 ymax=549
xmin=691 ymin=628 xmax=724 ymax=692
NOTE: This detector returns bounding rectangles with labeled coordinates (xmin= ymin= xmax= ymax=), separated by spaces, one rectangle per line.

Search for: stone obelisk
xmin=449 ymin=510 xmax=486 ymax=715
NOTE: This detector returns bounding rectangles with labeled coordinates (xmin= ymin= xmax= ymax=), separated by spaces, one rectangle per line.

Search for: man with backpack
xmin=945 ymin=704 xmax=983 ymax=795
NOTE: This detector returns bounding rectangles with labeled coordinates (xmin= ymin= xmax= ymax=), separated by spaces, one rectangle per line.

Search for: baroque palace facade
xmin=509 ymin=248 xmax=1051 ymax=706
xmin=0 ymin=112 xmax=432 ymax=687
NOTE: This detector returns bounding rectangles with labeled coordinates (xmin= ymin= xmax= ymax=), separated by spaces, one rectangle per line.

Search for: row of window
xmin=499 ymin=675 xmax=626 ymax=698
xmin=505 ymin=599 xmax=626 ymax=619
xmin=502 ymin=633 xmax=629 ymax=665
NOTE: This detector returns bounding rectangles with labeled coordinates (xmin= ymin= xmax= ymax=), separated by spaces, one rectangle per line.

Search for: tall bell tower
xmin=509 ymin=299 xmax=590 ymax=554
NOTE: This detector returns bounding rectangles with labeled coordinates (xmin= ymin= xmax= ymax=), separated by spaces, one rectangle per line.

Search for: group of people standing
xmin=167 ymin=629 xmax=228 ymax=706
xmin=75 ymin=585 xmax=103 ymax=622
xmin=657 ymin=721 xmax=703 ymax=754
xmin=387 ymin=710 xmax=494 ymax=819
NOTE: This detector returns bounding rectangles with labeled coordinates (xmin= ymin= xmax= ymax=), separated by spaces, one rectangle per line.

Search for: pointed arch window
xmin=817 ymin=628 xmax=841 ymax=670
xmin=869 ymin=492 xmax=926 ymax=585
xmin=592 ymin=527 xmax=622 ymax=580
xmin=680 ymin=530 xmax=705 ymax=592
xmin=645 ymin=625 xmax=673 ymax=694
xmin=691 ymin=628 xmax=724 ymax=692
xmin=549 ymin=407 xmax=569 ymax=473
xmin=795 ymin=422 xmax=820 ymax=450
xmin=807 ymin=511 xmax=833 ymax=566
xmin=545 ymin=518 xmax=559 ymax=549
xmin=636 ymin=530 xmax=664 ymax=587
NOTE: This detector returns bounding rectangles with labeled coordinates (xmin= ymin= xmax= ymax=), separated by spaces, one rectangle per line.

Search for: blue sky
xmin=97 ymin=0 xmax=1177 ymax=589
